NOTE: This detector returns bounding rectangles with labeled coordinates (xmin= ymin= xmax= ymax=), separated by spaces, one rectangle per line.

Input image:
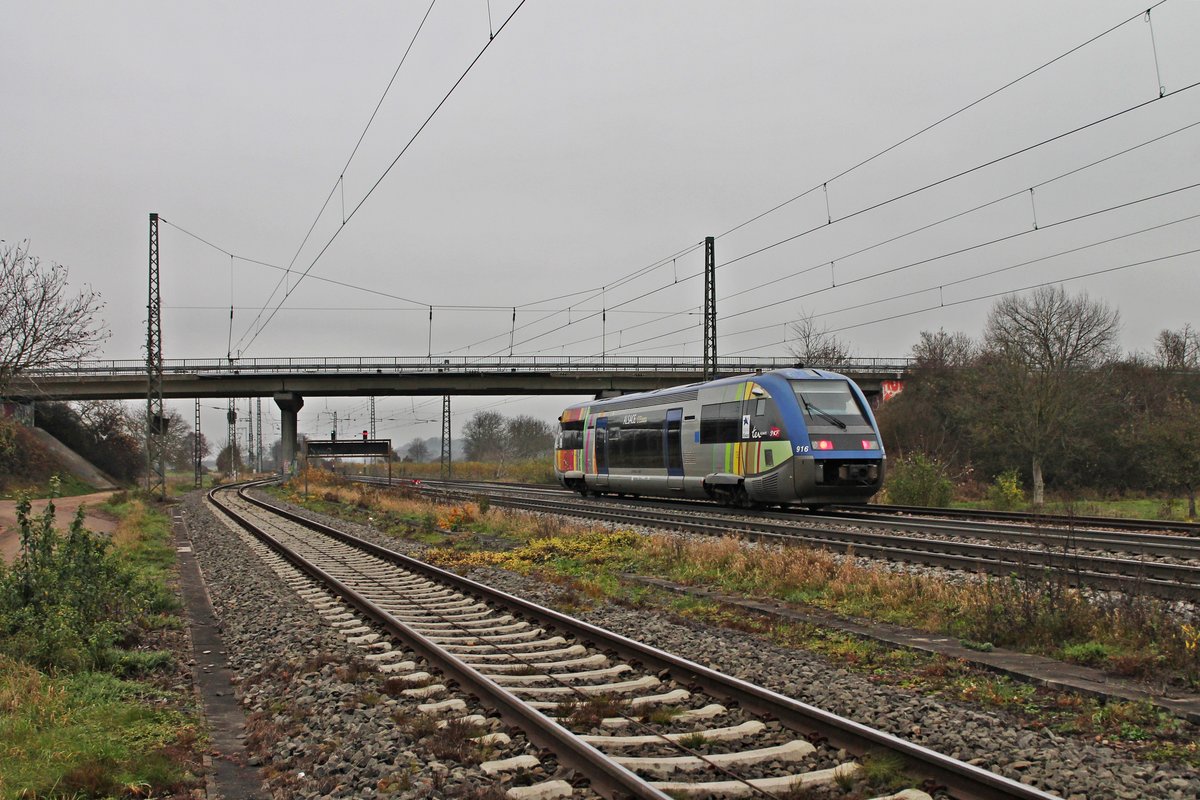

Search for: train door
xmin=665 ymin=408 xmax=683 ymax=490
xmin=593 ymin=417 xmax=609 ymax=488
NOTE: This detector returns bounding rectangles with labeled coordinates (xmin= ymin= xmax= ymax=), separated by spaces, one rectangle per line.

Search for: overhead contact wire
xmin=600 ymin=183 xmax=1200 ymax=356
xmin=715 ymin=0 xmax=1170 ymax=241
xmin=240 ymin=0 xmax=526 ymax=354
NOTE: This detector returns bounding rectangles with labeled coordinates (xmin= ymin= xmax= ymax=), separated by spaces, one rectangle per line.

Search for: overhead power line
xmin=823 ymin=247 xmax=1200 ymax=337
xmin=715 ymin=78 xmax=1200 ymax=277
xmin=713 ymin=211 xmax=1200 ymax=355
xmin=491 ymin=75 xmax=1199 ymax=361
xmin=506 ymin=109 xmax=1200 ymax=359
xmin=590 ymin=182 xmax=1200 ymax=357
xmin=274 ymin=0 xmax=440 ymax=308
xmin=158 ymin=217 xmax=428 ymax=309
xmin=236 ymin=0 xmax=528 ymax=355
xmin=719 ymin=116 xmax=1200 ymax=307
xmin=714 ymin=0 xmax=1171 ymax=241
xmin=476 ymin=1 xmax=1184 ymax=361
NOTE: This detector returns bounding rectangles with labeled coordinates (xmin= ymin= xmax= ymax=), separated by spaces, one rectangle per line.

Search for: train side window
xmin=755 ymin=399 xmax=766 ymax=416
xmin=700 ymin=401 xmax=741 ymax=443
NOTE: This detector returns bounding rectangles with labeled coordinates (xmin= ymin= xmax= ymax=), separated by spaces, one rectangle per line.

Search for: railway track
xmin=368 ymin=478 xmax=1200 ymax=601
xmin=378 ymin=478 xmax=1199 ymax=541
xmin=406 ymin=479 xmax=1200 ymax=560
xmin=833 ymin=503 xmax=1200 ymax=537
xmin=208 ymin=481 xmax=1062 ymax=800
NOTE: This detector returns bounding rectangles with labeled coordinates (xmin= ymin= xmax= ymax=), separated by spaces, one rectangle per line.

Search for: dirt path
xmin=0 ymin=492 xmax=119 ymax=564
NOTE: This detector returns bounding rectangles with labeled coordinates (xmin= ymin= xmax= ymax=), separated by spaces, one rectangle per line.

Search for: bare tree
xmin=787 ymin=311 xmax=850 ymax=367
xmin=1 ymin=241 xmax=107 ymax=394
xmin=875 ymin=328 xmax=978 ymax=468
xmin=1153 ymin=324 xmax=1200 ymax=370
xmin=980 ymin=286 xmax=1120 ymax=505
xmin=462 ymin=410 xmax=508 ymax=461
xmin=911 ymin=328 xmax=976 ymax=369
xmin=405 ymin=437 xmax=431 ymax=462
xmin=505 ymin=415 xmax=554 ymax=459
xmin=216 ymin=443 xmax=242 ymax=475
xmin=1143 ymin=395 xmax=1200 ymax=519
xmin=149 ymin=408 xmax=211 ymax=471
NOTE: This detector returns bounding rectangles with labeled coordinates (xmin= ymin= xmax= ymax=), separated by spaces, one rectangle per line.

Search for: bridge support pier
xmin=273 ymin=392 xmax=304 ymax=474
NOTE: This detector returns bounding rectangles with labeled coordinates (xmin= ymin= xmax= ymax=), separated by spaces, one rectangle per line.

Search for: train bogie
xmin=555 ymin=368 xmax=885 ymax=508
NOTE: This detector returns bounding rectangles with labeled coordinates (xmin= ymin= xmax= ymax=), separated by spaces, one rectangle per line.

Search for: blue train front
xmin=555 ymin=368 xmax=885 ymax=507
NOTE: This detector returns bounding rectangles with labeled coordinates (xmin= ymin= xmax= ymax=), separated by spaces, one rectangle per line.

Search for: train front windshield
xmin=790 ymin=380 xmax=870 ymax=428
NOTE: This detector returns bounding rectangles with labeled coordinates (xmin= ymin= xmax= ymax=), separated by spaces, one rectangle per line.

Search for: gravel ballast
xmin=181 ymin=492 xmax=580 ymax=800
xmin=187 ymin=489 xmax=1200 ymax=800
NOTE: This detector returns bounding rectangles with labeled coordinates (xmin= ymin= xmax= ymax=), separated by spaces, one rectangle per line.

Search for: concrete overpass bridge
xmin=8 ymin=355 xmax=911 ymax=401
xmin=7 ymin=355 xmax=911 ymax=467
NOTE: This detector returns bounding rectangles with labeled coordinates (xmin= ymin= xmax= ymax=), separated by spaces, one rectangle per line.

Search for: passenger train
xmin=555 ymin=368 xmax=885 ymax=507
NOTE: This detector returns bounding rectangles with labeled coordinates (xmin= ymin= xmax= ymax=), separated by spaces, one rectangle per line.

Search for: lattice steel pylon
xmin=256 ymin=397 xmax=263 ymax=472
xmin=369 ymin=396 xmax=377 ymax=439
xmin=703 ymin=235 xmax=717 ymax=380
xmin=227 ymin=400 xmax=237 ymax=478
xmin=246 ymin=397 xmax=255 ymax=474
xmin=193 ymin=398 xmax=202 ymax=488
xmin=440 ymin=395 xmax=452 ymax=479
xmin=145 ymin=213 xmax=166 ymax=499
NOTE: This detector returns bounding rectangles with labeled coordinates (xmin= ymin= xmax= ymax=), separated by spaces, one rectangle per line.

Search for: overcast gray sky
xmin=4 ymin=1 xmax=1198 ymax=446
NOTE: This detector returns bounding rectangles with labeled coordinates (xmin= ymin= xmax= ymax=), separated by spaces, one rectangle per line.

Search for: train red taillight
xmin=812 ymin=439 xmax=834 ymax=450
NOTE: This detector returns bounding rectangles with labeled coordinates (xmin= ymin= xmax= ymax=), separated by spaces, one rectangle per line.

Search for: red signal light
xmin=812 ymin=439 xmax=834 ymax=450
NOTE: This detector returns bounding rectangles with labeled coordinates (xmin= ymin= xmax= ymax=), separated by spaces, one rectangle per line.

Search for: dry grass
xmin=640 ymin=534 xmax=1200 ymax=684
xmin=292 ymin=473 xmax=431 ymax=518
xmin=643 ymin=534 xmax=963 ymax=625
xmin=109 ymin=497 xmax=149 ymax=549
xmin=289 ymin=470 xmax=1200 ymax=687
xmin=0 ymin=655 xmax=61 ymax=719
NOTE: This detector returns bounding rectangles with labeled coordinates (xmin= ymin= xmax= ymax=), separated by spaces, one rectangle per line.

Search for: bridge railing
xmin=23 ymin=355 xmax=914 ymax=377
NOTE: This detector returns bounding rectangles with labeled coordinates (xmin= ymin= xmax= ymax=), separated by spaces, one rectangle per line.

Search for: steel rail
xmin=392 ymin=478 xmax=1200 ymax=561
xmin=421 ymin=487 xmax=1200 ymax=601
xmin=836 ymin=503 xmax=1200 ymax=537
xmin=810 ymin=510 xmax=1200 ymax=559
xmin=228 ymin=482 xmax=1062 ymax=800
xmin=208 ymin=482 xmax=674 ymax=800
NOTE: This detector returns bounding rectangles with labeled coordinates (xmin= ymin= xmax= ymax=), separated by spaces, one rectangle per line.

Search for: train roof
xmin=561 ymin=367 xmax=850 ymax=414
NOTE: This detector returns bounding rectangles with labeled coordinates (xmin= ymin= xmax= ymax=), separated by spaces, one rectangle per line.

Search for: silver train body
xmin=554 ymin=368 xmax=885 ymax=507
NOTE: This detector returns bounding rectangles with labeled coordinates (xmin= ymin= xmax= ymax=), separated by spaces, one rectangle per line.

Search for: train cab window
xmin=755 ymin=399 xmax=766 ymax=416
xmin=558 ymin=420 xmax=584 ymax=450
xmin=790 ymin=380 xmax=869 ymax=427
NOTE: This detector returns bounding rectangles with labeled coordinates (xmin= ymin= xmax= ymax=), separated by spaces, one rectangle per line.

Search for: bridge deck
xmin=6 ymin=357 xmax=911 ymax=401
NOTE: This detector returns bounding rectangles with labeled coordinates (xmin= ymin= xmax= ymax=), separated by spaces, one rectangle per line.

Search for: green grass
xmin=104 ymin=495 xmax=183 ymax=616
xmin=950 ymin=496 xmax=1194 ymax=521
xmin=0 ymin=660 xmax=197 ymax=799
xmin=0 ymin=484 xmax=201 ymax=798
xmin=0 ymin=472 xmax=100 ymax=500
xmin=167 ymin=471 xmax=217 ymax=494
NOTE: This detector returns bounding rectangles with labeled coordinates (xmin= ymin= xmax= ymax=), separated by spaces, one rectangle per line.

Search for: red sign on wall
xmin=881 ymin=380 xmax=904 ymax=402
